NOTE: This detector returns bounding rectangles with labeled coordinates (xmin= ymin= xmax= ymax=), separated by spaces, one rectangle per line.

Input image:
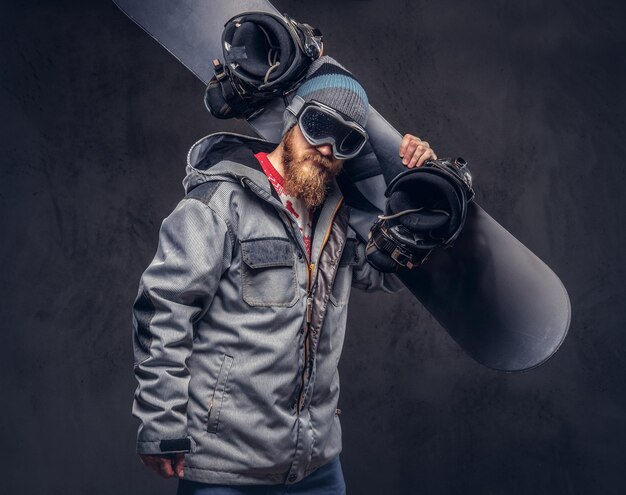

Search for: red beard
xmin=281 ymin=127 xmax=343 ymax=208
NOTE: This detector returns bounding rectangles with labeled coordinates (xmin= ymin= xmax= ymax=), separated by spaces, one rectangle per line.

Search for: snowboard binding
xmin=366 ymin=157 xmax=474 ymax=271
xmin=204 ymin=11 xmax=323 ymax=119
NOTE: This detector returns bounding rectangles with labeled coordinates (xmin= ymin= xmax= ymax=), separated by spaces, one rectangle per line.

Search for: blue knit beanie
xmin=282 ymin=56 xmax=369 ymax=135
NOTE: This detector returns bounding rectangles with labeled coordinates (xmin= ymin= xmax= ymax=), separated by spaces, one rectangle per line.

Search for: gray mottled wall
xmin=1 ymin=0 xmax=625 ymax=493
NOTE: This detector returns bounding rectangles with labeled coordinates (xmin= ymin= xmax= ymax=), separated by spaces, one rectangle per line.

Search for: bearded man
xmin=132 ymin=56 xmax=436 ymax=495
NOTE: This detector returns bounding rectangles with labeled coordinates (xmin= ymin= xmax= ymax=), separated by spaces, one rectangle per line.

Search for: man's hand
xmin=139 ymin=453 xmax=185 ymax=479
xmin=399 ymin=134 xmax=437 ymax=168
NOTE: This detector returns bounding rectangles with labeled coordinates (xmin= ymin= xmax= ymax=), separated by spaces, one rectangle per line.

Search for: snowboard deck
xmin=113 ymin=0 xmax=570 ymax=371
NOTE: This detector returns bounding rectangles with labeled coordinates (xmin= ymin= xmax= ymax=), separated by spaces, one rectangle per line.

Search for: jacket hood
xmin=183 ymin=132 xmax=278 ymax=194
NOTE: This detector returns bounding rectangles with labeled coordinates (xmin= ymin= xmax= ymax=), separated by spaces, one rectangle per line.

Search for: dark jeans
xmin=177 ymin=457 xmax=346 ymax=495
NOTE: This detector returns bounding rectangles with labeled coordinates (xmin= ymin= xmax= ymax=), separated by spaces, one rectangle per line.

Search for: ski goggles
xmin=288 ymin=96 xmax=369 ymax=160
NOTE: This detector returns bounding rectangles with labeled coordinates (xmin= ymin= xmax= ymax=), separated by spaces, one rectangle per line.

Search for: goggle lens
xmin=298 ymin=105 xmax=367 ymax=159
xmin=339 ymin=130 xmax=365 ymax=154
xmin=300 ymin=107 xmax=343 ymax=140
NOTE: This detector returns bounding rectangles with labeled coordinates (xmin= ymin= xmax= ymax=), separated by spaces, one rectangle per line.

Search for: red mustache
xmin=299 ymin=153 xmax=334 ymax=171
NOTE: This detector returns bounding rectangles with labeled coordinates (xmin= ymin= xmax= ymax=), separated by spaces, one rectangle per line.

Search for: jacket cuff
xmin=137 ymin=437 xmax=192 ymax=455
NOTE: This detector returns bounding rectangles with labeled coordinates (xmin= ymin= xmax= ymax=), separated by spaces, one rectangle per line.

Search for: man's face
xmin=281 ymin=124 xmax=344 ymax=208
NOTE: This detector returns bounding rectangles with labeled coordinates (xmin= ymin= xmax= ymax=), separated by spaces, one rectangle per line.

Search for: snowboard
xmin=112 ymin=0 xmax=571 ymax=372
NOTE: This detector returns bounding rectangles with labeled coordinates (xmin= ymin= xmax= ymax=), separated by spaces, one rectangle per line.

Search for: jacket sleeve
xmin=131 ymin=197 xmax=232 ymax=455
xmin=350 ymin=236 xmax=405 ymax=294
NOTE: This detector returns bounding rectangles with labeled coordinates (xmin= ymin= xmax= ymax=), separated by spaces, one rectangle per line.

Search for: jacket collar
xmin=310 ymin=181 xmax=344 ymax=265
xmin=184 ymin=132 xmax=277 ymax=194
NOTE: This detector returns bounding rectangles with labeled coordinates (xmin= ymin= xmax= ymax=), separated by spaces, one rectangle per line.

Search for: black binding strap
xmin=204 ymin=11 xmax=323 ymax=120
xmin=366 ymin=158 xmax=474 ymax=270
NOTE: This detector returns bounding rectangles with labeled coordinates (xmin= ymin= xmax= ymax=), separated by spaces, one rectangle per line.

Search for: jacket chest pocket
xmin=240 ymin=237 xmax=299 ymax=307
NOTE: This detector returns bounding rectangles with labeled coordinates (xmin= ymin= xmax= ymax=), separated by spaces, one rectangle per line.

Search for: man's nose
xmin=316 ymin=144 xmax=333 ymax=157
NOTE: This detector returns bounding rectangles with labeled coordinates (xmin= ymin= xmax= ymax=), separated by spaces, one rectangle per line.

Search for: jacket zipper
xmin=296 ymin=198 xmax=344 ymax=413
xmin=241 ymin=176 xmax=344 ymax=413
xmin=297 ymin=261 xmax=314 ymax=412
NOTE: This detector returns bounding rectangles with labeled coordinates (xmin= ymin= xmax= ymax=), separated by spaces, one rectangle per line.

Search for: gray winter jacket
xmin=131 ymin=132 xmax=403 ymax=485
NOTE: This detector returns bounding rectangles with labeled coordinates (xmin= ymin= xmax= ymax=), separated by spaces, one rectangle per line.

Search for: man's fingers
xmin=399 ymin=134 xmax=438 ymax=166
xmin=400 ymin=134 xmax=431 ymax=165
xmin=148 ymin=460 xmax=169 ymax=478
xmin=158 ymin=458 xmax=176 ymax=478
xmin=416 ymin=148 xmax=435 ymax=167
xmin=148 ymin=457 xmax=170 ymax=478
xmin=399 ymin=134 xmax=414 ymax=158
xmin=174 ymin=453 xmax=185 ymax=478
xmin=408 ymin=144 xmax=438 ymax=168
xmin=404 ymin=142 xmax=418 ymax=164
xmin=408 ymin=144 xmax=428 ymax=167
xmin=139 ymin=454 xmax=178 ymax=479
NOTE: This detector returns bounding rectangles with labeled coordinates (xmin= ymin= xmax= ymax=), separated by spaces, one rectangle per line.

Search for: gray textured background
xmin=1 ymin=0 xmax=625 ymax=493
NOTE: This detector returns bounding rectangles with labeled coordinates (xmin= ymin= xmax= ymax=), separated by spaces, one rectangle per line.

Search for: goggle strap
xmin=286 ymin=95 xmax=306 ymax=117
